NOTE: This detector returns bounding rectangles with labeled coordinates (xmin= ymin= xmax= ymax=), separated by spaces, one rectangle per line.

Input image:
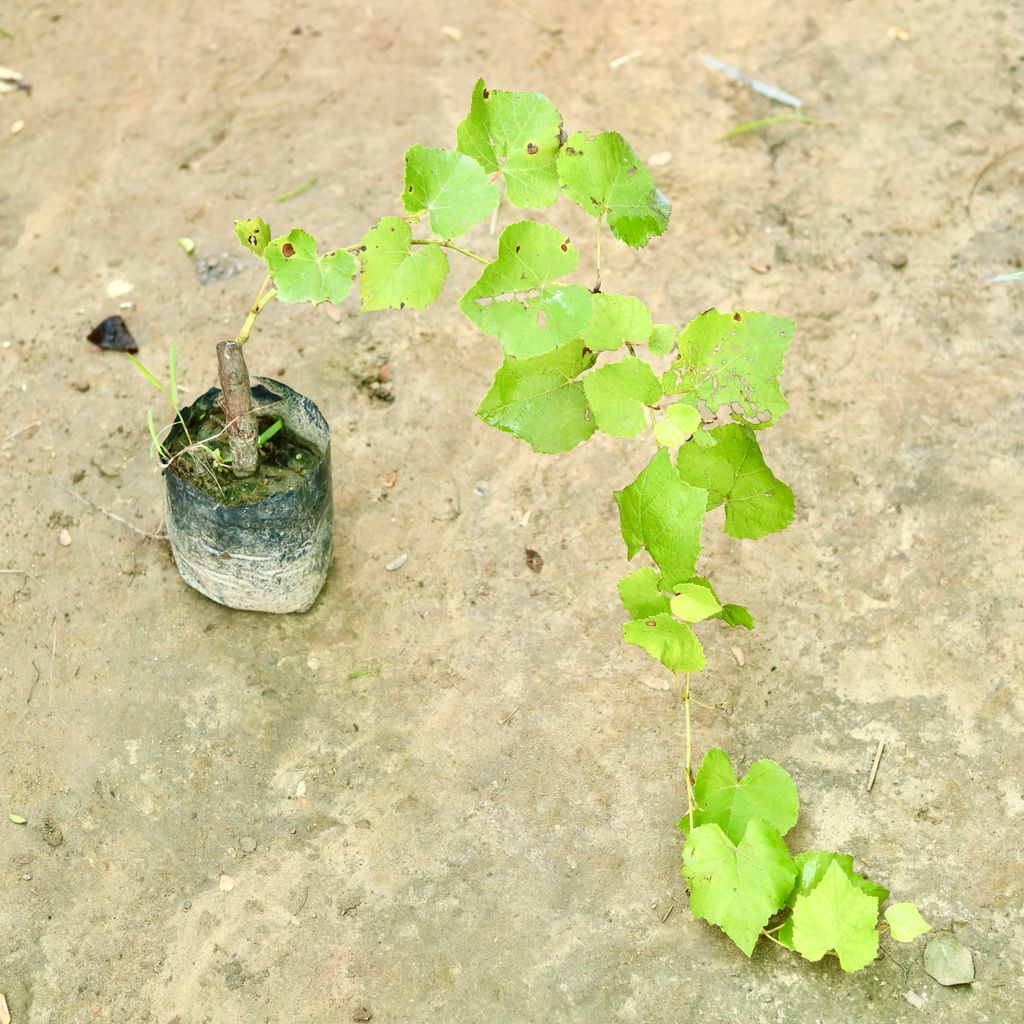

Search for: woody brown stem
xmin=216 ymin=340 xmax=259 ymax=478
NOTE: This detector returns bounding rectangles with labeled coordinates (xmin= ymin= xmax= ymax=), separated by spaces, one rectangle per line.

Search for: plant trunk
xmin=216 ymin=340 xmax=259 ymax=478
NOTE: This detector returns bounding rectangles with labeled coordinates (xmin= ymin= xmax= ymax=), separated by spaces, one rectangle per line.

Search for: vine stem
xmin=411 ymin=239 xmax=490 ymax=264
xmin=678 ymin=671 xmax=695 ymax=831
xmin=594 ymin=210 xmax=605 ymax=292
xmin=760 ymin=929 xmax=789 ymax=949
xmin=236 ymin=276 xmax=278 ymax=346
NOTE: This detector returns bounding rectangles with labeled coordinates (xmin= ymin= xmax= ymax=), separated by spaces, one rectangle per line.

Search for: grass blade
xmin=273 ymin=177 xmax=318 ymax=203
xmin=987 ymin=269 xmax=1024 ymax=283
xmin=128 ymin=354 xmax=167 ymax=397
xmin=258 ymin=418 xmax=283 ymax=447
xmin=719 ymin=113 xmax=826 ymax=141
xmin=168 ymin=344 xmax=179 ymax=410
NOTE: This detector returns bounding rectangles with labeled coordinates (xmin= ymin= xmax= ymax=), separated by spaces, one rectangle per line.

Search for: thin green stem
xmin=678 ymin=672 xmax=695 ymax=831
xmin=411 ymin=239 xmax=490 ymax=264
xmin=594 ymin=210 xmax=605 ymax=292
xmin=236 ymin=276 xmax=278 ymax=346
xmin=760 ymin=929 xmax=790 ymax=949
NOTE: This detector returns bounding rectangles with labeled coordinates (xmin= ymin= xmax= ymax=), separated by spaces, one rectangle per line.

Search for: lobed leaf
xmin=676 ymin=423 xmax=795 ymax=540
xmin=476 ymin=340 xmax=596 ymax=454
xmin=617 ymin=567 xmax=671 ymax=619
xmin=614 ymin=448 xmax=707 ymax=588
xmin=582 ymin=357 xmax=662 ymax=438
xmin=582 ymin=293 xmax=654 ymax=352
xmin=358 ymin=217 xmax=449 ymax=311
xmin=624 ymin=612 xmax=706 ymax=673
xmin=682 ymin=820 xmax=797 ymax=957
xmin=457 ymin=79 xmax=563 ymax=208
xmin=402 ymin=144 xmax=499 ymax=238
xmin=654 ymin=403 xmax=703 ymax=448
xmin=558 ymin=131 xmax=671 ymax=247
xmin=674 ymin=308 xmax=794 ymax=428
xmin=460 ymin=221 xmax=593 ymax=358
xmin=264 ymin=229 xmax=357 ymax=304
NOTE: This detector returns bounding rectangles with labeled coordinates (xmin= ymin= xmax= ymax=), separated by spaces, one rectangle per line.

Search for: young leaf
xmin=791 ymin=860 xmax=880 ymax=972
xmin=648 ymin=323 xmax=677 ymax=356
xmin=358 ymin=217 xmax=449 ymax=311
xmin=264 ymin=229 xmax=358 ymax=304
xmin=614 ymin=449 xmax=707 ymax=588
xmin=617 ymin=567 xmax=671 ymax=619
xmin=674 ymin=308 xmax=794 ymax=427
xmin=402 ymin=144 xmax=499 ymax=238
xmin=460 ymin=221 xmax=593 ymax=358
xmin=581 ymin=293 xmax=654 ymax=352
xmin=676 ymin=424 xmax=795 ymax=540
xmin=720 ymin=603 xmax=755 ymax=629
xmin=682 ymin=820 xmax=797 ymax=957
xmin=787 ymin=851 xmax=890 ymax=910
xmin=654 ymin=403 xmax=702 ymax=448
xmin=456 ymin=79 xmax=563 ymax=208
xmin=624 ymin=613 xmax=706 ymax=673
xmin=681 ymin=748 xmax=799 ymax=845
xmin=9 ymin=813 xmax=27 ymax=824
xmin=670 ymin=582 xmax=722 ymax=622
xmin=476 ymin=340 xmax=597 ymax=454
xmin=558 ymin=131 xmax=671 ymax=247
xmin=582 ymin=357 xmax=662 ymax=438
xmin=884 ymin=903 xmax=931 ymax=942
xmin=234 ymin=216 xmax=271 ymax=256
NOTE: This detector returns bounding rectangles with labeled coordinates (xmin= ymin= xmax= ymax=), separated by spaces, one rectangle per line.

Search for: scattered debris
xmin=0 ymin=991 xmax=10 ymax=1024
xmin=440 ymin=25 xmax=462 ymax=41
xmin=500 ymin=705 xmax=521 ymax=724
xmin=219 ymin=873 xmax=235 ymax=892
xmin=866 ymin=738 xmax=885 ymax=791
xmin=197 ymin=252 xmax=245 ymax=284
xmin=700 ymin=54 xmax=803 ymax=108
xmin=661 ymin=904 xmax=675 ymax=923
xmin=0 ymin=65 xmax=29 ymax=94
xmin=9 ymin=118 xmax=23 ymax=135
xmin=383 ymin=470 xmax=398 ymax=489
xmin=519 ymin=509 xmax=532 ymax=527
xmin=8 ymin=813 xmax=26 ymax=825
xmin=924 ymin=934 xmax=975 ymax=986
xmin=748 ymin=262 xmax=771 ymax=275
xmin=323 ymin=304 xmax=343 ymax=323
xmin=352 ymin=1008 xmax=373 ymax=1023
xmin=642 ymin=678 xmax=671 ymax=691
xmin=730 ymin=646 xmax=745 ymax=667
xmin=58 ymin=529 xmax=72 ymax=547
xmin=887 ymin=25 xmax=910 ymax=42
xmin=609 ymin=50 xmax=643 ymax=70
xmin=647 ymin=151 xmax=672 ymax=167
xmin=87 ymin=315 xmax=138 ymax=353
xmin=524 ymin=548 xmax=543 ymax=573
xmin=987 ymin=269 xmax=1024 ymax=284
xmin=41 ymin=815 xmax=63 ymax=847
xmin=903 ymin=990 xmax=926 ymax=1011
xmin=353 ymin=360 xmax=394 ymax=403
xmin=177 ymin=237 xmax=195 ymax=255
xmin=239 ymin=836 xmax=258 ymax=855
xmin=385 ymin=552 xmax=408 ymax=572
xmin=105 ymin=279 xmax=134 ymax=299
xmin=474 ymin=483 xmax=488 ymax=497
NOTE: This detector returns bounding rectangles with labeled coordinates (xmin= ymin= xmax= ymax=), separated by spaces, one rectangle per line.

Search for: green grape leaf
xmin=456 ymin=79 xmax=563 ymax=208
xmin=582 ymin=293 xmax=654 ymax=352
xmin=235 ymin=216 xmax=271 ymax=256
xmin=582 ymin=357 xmax=662 ymax=438
xmin=654 ymin=403 xmax=703 ymax=448
xmin=692 ymin=427 xmax=718 ymax=448
xmin=614 ymin=449 xmax=707 ymax=588
xmin=787 ymin=851 xmax=890 ymax=910
xmin=669 ymin=582 xmax=722 ymax=622
xmin=680 ymin=748 xmax=799 ymax=845
xmin=720 ymin=603 xmax=755 ymax=629
xmin=791 ymin=860 xmax=880 ymax=972
xmin=675 ymin=423 xmax=795 ymax=540
xmin=682 ymin=820 xmax=797 ymax=957
xmin=402 ymin=144 xmax=499 ymax=238
xmin=884 ymin=903 xmax=931 ymax=942
xmin=460 ymin=221 xmax=593 ymax=358
xmin=358 ymin=217 xmax=449 ymax=311
xmin=476 ymin=340 xmax=597 ymax=454
xmin=264 ymin=229 xmax=358 ymax=305
xmin=649 ymin=322 xmax=678 ymax=356
xmin=558 ymin=131 xmax=671 ymax=247
xmin=617 ymin=568 xmax=670 ymax=619
xmin=624 ymin=613 xmax=706 ymax=673
xmin=674 ymin=308 xmax=794 ymax=427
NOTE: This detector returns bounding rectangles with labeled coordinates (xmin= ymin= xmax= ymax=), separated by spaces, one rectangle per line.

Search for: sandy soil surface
xmin=1 ymin=1 xmax=1022 ymax=1021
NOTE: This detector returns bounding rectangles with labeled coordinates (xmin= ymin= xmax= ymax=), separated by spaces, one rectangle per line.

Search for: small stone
xmin=440 ymin=24 xmax=462 ymax=40
xmin=385 ymin=552 xmax=408 ymax=572
xmin=889 ymin=253 xmax=908 ymax=270
xmin=648 ymin=151 xmax=672 ymax=167
xmin=10 ymin=119 xmax=25 ymax=135
xmin=239 ymin=836 xmax=257 ymax=854
xmin=105 ymin=279 xmax=134 ymax=299
xmin=58 ymin=528 xmax=72 ymax=547
xmin=219 ymin=873 xmax=234 ymax=892
xmin=183 ymin=899 xmax=192 ymax=911
xmin=730 ymin=646 xmax=745 ymax=667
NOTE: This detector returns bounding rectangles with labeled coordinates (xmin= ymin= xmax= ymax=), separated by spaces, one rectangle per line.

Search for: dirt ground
xmin=1 ymin=1 xmax=1022 ymax=1021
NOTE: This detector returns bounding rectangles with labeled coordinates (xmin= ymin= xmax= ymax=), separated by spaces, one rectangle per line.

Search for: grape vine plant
xmin=216 ymin=80 xmax=931 ymax=970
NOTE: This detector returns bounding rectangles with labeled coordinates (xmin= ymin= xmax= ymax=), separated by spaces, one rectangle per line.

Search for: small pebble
xmin=730 ymin=646 xmax=745 ymax=667
xmin=440 ymin=25 xmax=462 ymax=40
xmin=385 ymin=552 xmax=408 ymax=572
xmin=219 ymin=873 xmax=234 ymax=892
xmin=58 ymin=529 xmax=72 ymax=547
xmin=889 ymin=253 xmax=908 ymax=270
xmin=10 ymin=119 xmax=25 ymax=135
xmin=648 ymin=151 xmax=672 ymax=167
xmin=183 ymin=899 xmax=192 ymax=911
xmin=105 ymin=279 xmax=134 ymax=299
xmin=239 ymin=836 xmax=257 ymax=854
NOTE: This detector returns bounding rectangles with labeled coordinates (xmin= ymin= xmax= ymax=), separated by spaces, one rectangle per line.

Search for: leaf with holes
xmin=402 ymin=145 xmax=499 ymax=238
xmin=264 ymin=229 xmax=358 ymax=304
xmin=582 ymin=357 xmax=662 ymax=438
xmin=617 ymin=567 xmax=671 ymax=619
xmin=614 ymin=448 xmax=707 ymax=588
xmin=676 ymin=423 xmax=794 ymax=540
xmin=682 ymin=820 xmax=797 ymax=957
xmin=624 ymin=613 xmax=706 ymax=672
xmin=457 ymin=78 xmax=563 ymax=208
xmin=674 ymin=308 xmax=794 ymax=427
xmin=558 ymin=131 xmax=671 ymax=247
xmin=460 ymin=221 xmax=593 ymax=358
xmin=358 ymin=217 xmax=448 ymax=311
xmin=234 ymin=216 xmax=271 ymax=256
xmin=582 ymin=293 xmax=654 ymax=352
xmin=476 ymin=340 xmax=597 ymax=454
xmin=791 ymin=860 xmax=881 ymax=972
xmin=680 ymin=748 xmax=799 ymax=844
